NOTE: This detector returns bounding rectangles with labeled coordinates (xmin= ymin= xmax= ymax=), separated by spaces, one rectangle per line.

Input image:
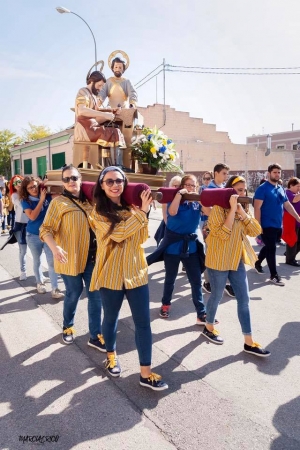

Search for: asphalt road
xmin=0 ymin=207 xmax=299 ymax=450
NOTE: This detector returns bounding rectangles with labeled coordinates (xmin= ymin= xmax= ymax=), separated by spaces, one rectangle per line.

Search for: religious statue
xmin=99 ymin=50 xmax=138 ymax=108
xmin=74 ymin=64 xmax=126 ymax=166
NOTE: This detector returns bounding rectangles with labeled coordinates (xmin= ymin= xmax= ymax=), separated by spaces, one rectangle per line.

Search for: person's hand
xmin=39 ymin=188 xmax=47 ymax=202
xmin=236 ymin=203 xmax=248 ymax=220
xmin=140 ymin=189 xmax=152 ymax=213
xmin=53 ymin=246 xmax=68 ymax=264
xmin=229 ymin=194 xmax=239 ymax=212
xmin=106 ymin=112 xmax=115 ymax=121
xmin=115 ymin=108 xmax=122 ymax=115
xmin=178 ymin=188 xmax=188 ymax=195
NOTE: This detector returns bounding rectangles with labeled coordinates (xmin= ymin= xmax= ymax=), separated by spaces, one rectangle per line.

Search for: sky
xmin=1 ymin=0 xmax=300 ymax=144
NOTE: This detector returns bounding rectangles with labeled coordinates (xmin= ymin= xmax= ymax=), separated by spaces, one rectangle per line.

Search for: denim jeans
xmin=206 ymin=261 xmax=252 ymax=335
xmin=257 ymin=227 xmax=282 ymax=277
xmin=162 ymin=252 xmax=206 ymax=318
xmin=61 ymin=258 xmax=101 ymax=339
xmin=100 ymin=284 xmax=152 ymax=366
xmin=14 ymin=230 xmax=27 ymax=273
xmin=26 ymin=232 xmax=58 ymax=288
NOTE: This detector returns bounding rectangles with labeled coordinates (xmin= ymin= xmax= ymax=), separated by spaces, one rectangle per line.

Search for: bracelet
xmin=140 ymin=209 xmax=147 ymax=215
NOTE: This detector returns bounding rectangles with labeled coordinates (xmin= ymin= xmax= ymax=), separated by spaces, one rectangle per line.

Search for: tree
xmin=22 ymin=122 xmax=52 ymax=142
xmin=0 ymin=129 xmax=22 ymax=178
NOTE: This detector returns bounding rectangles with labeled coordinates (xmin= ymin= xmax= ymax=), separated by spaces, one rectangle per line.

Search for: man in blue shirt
xmin=254 ymin=163 xmax=300 ymax=286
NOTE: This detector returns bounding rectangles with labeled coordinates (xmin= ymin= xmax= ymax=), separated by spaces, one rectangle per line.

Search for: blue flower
xmin=147 ymin=134 xmax=153 ymax=141
xmin=159 ymin=146 xmax=166 ymax=153
xmin=167 ymin=139 xmax=172 ymax=144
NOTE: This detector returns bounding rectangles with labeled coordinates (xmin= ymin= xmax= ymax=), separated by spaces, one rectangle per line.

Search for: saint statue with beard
xmin=99 ymin=57 xmax=137 ymax=108
xmin=74 ymin=71 xmax=125 ymax=148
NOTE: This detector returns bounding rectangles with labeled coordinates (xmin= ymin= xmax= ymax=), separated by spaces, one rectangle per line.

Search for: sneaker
xmin=42 ymin=277 xmax=50 ymax=283
xmin=88 ymin=334 xmax=106 ymax=353
xmin=19 ymin=272 xmax=27 ymax=281
xmin=224 ymin=284 xmax=235 ymax=297
xmin=285 ymin=260 xmax=300 ymax=267
xmin=62 ymin=326 xmax=75 ymax=344
xmin=37 ymin=283 xmax=46 ymax=294
xmin=159 ymin=305 xmax=170 ymax=318
xmin=105 ymin=354 xmax=121 ymax=377
xmin=1 ymin=230 xmax=6 ymax=234
xmin=255 ymin=261 xmax=264 ymax=274
xmin=51 ymin=288 xmax=64 ymax=299
xmin=269 ymin=275 xmax=285 ymax=286
xmin=202 ymin=281 xmax=211 ymax=294
xmin=244 ymin=342 xmax=271 ymax=358
xmin=196 ymin=315 xmax=219 ymax=326
xmin=202 ymin=326 xmax=224 ymax=345
xmin=140 ymin=372 xmax=168 ymax=391
xmin=255 ymin=237 xmax=263 ymax=246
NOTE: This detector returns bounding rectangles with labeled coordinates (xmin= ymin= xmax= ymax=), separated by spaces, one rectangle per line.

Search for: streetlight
xmin=56 ymin=6 xmax=97 ymax=70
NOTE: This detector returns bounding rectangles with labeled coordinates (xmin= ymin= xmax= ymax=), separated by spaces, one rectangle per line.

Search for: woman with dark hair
xmin=40 ymin=165 xmax=104 ymax=347
xmin=89 ymin=166 xmax=168 ymax=391
xmin=9 ymin=175 xmax=28 ymax=280
xmin=202 ymin=175 xmax=271 ymax=357
xmin=283 ymin=177 xmax=300 ymax=266
xmin=20 ymin=176 xmax=63 ymax=298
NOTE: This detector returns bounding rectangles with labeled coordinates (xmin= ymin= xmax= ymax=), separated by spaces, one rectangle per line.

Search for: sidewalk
xmin=0 ymin=212 xmax=300 ymax=449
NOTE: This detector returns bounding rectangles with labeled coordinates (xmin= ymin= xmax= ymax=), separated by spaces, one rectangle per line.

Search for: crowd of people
xmin=1 ymin=161 xmax=300 ymax=390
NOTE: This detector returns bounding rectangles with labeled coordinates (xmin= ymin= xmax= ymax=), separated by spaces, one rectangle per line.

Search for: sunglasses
xmin=102 ymin=178 xmax=124 ymax=187
xmin=27 ymin=184 xmax=38 ymax=190
xmin=13 ymin=180 xmax=22 ymax=186
xmin=62 ymin=176 xmax=80 ymax=183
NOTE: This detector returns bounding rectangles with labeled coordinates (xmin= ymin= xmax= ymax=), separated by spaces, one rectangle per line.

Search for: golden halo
xmin=86 ymin=60 xmax=105 ymax=83
xmin=108 ymin=50 xmax=130 ymax=71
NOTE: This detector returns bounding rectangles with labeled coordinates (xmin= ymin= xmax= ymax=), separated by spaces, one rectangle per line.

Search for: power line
xmin=167 ymin=64 xmax=300 ymax=70
xmin=167 ymin=68 xmax=300 ymax=75
xmin=136 ymin=69 xmax=163 ymax=89
xmin=135 ymin=63 xmax=163 ymax=87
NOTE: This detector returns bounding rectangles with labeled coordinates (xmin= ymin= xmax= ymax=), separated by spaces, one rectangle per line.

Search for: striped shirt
xmin=40 ymin=196 xmax=92 ymax=276
xmin=205 ymin=206 xmax=261 ymax=271
xmin=89 ymin=208 xmax=148 ymax=291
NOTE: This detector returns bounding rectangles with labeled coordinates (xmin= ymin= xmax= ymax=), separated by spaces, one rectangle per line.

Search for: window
xmin=14 ymin=159 xmax=20 ymax=175
xmin=292 ymin=142 xmax=300 ymax=151
xmin=23 ymin=159 xmax=32 ymax=174
xmin=276 ymin=145 xmax=285 ymax=150
xmin=52 ymin=152 xmax=65 ymax=170
xmin=36 ymin=156 xmax=47 ymax=178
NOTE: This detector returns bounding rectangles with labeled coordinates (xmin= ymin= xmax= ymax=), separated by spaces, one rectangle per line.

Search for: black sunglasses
xmin=102 ymin=178 xmax=124 ymax=187
xmin=62 ymin=176 xmax=80 ymax=183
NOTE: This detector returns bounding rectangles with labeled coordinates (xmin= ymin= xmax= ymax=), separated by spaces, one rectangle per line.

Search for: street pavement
xmin=0 ymin=207 xmax=300 ymax=450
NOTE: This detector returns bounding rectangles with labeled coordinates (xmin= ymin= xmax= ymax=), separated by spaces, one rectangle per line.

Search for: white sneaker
xmin=51 ymin=288 xmax=64 ymax=299
xmin=37 ymin=283 xmax=47 ymax=294
xmin=20 ymin=272 xmax=27 ymax=281
xmin=42 ymin=277 xmax=50 ymax=283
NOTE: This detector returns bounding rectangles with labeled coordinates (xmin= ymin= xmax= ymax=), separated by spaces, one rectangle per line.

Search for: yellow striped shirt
xmin=40 ymin=196 xmax=92 ymax=275
xmin=205 ymin=206 xmax=261 ymax=271
xmin=89 ymin=208 xmax=148 ymax=291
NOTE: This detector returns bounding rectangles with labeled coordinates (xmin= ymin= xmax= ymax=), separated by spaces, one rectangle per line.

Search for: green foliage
xmin=0 ymin=129 xmax=21 ymax=178
xmin=22 ymin=122 xmax=52 ymax=142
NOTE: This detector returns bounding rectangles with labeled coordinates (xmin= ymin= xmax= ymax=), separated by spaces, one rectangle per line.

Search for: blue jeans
xmin=14 ymin=230 xmax=27 ymax=273
xmin=206 ymin=261 xmax=252 ymax=335
xmin=26 ymin=232 xmax=58 ymax=288
xmin=100 ymin=284 xmax=152 ymax=366
xmin=61 ymin=258 xmax=101 ymax=339
xmin=162 ymin=252 xmax=206 ymax=318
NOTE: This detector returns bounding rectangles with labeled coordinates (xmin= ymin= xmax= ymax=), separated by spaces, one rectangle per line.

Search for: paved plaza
xmin=0 ymin=208 xmax=299 ymax=450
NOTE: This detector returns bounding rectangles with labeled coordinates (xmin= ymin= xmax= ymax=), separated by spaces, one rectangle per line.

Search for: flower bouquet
xmin=131 ymin=126 xmax=182 ymax=173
